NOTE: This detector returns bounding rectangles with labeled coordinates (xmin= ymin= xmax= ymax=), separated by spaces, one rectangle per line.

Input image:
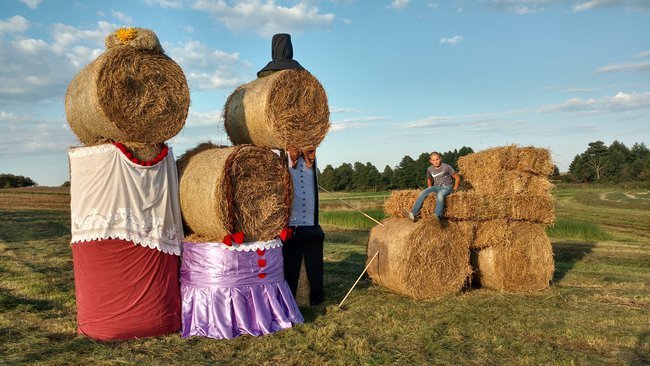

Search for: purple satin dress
xmin=180 ymin=239 xmax=303 ymax=339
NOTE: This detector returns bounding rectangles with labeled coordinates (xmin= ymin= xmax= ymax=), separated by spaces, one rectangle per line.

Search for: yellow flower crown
xmin=116 ymin=28 xmax=137 ymax=43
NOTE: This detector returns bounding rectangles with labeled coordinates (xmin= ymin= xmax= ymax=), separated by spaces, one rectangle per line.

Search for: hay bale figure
xmin=177 ymin=143 xmax=292 ymax=243
xmin=471 ymin=222 xmax=554 ymax=292
xmin=66 ymin=28 xmax=187 ymax=341
xmin=177 ymin=143 xmax=303 ymax=340
xmin=367 ymin=218 xmax=473 ymax=300
xmin=65 ymin=27 xmax=189 ymax=152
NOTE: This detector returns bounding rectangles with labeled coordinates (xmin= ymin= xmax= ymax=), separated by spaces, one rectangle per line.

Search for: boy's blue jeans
xmin=411 ymin=185 xmax=453 ymax=219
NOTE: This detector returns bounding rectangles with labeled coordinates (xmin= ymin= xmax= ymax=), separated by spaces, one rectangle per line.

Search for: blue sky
xmin=1 ymin=0 xmax=649 ymax=186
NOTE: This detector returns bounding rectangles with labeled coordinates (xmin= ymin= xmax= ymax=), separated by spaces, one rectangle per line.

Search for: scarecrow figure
xmin=176 ymin=143 xmax=304 ymax=339
xmin=65 ymin=28 xmax=188 ymax=340
xmin=223 ymin=33 xmax=330 ymax=307
xmin=258 ymin=34 xmax=325 ymax=306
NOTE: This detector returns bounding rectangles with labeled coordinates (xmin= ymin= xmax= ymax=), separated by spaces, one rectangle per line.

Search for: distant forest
xmin=1 ymin=141 xmax=647 ymax=189
xmin=317 ymin=141 xmax=650 ymax=191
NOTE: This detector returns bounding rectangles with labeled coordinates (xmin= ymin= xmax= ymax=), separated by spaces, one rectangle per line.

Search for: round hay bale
xmin=471 ymin=222 xmax=554 ymax=292
xmin=223 ymin=69 xmax=330 ymax=149
xmin=472 ymin=219 xmax=511 ymax=250
xmin=65 ymin=43 xmax=189 ymax=144
xmin=178 ymin=143 xmax=292 ymax=243
xmin=366 ymin=218 xmax=472 ymax=301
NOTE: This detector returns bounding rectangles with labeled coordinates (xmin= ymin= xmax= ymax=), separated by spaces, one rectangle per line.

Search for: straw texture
xmin=471 ymin=222 xmax=554 ymax=292
xmin=177 ymin=143 xmax=292 ymax=242
xmin=366 ymin=218 xmax=472 ymax=301
xmin=65 ymin=43 xmax=189 ymax=144
xmin=224 ymin=70 xmax=330 ymax=150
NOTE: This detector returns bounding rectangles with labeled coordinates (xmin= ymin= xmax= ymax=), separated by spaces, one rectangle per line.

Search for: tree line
xmin=318 ymin=147 xmax=474 ymax=191
xmin=0 ymin=174 xmax=37 ymax=188
xmin=566 ymin=140 xmax=649 ymax=183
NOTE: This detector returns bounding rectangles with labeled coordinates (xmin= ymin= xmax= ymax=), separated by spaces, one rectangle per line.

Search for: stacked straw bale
xmin=458 ymin=145 xmax=555 ymax=292
xmin=65 ymin=28 xmax=189 ymax=155
xmin=223 ymin=69 xmax=330 ymax=150
xmin=375 ymin=145 xmax=555 ymax=295
xmin=177 ymin=143 xmax=292 ymax=243
xmin=366 ymin=218 xmax=473 ymax=300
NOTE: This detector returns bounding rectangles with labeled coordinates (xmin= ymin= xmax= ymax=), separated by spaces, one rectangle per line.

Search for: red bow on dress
xmin=287 ymin=146 xmax=316 ymax=169
xmin=222 ymin=232 xmax=245 ymax=246
xmin=280 ymin=227 xmax=293 ymax=241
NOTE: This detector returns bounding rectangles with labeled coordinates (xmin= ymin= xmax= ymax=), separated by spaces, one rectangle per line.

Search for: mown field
xmin=0 ymin=185 xmax=648 ymax=365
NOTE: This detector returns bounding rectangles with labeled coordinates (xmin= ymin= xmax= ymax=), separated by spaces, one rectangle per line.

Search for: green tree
xmin=0 ymin=174 xmax=37 ymax=188
xmin=584 ymin=141 xmax=610 ymax=181
xmin=318 ymin=165 xmax=337 ymax=191
xmin=382 ymin=165 xmax=395 ymax=190
xmin=334 ymin=163 xmax=354 ymax=191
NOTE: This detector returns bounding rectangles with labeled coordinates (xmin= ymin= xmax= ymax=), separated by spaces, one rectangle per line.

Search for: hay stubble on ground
xmin=0 ymin=184 xmax=648 ymax=365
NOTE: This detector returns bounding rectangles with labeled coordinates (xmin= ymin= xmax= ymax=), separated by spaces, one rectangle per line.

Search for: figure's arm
xmin=452 ymin=173 xmax=460 ymax=191
xmin=427 ymin=177 xmax=433 ymax=188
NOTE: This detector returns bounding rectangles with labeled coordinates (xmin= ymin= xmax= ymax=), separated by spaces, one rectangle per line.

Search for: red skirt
xmin=72 ymin=239 xmax=181 ymax=341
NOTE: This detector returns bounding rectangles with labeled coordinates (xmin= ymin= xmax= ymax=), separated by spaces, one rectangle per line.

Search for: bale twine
xmin=223 ymin=69 xmax=330 ymax=149
xmin=177 ymin=143 xmax=292 ymax=242
xmin=366 ymin=218 xmax=473 ymax=301
xmin=65 ymin=28 xmax=189 ymax=144
xmin=462 ymin=171 xmax=554 ymax=196
xmin=458 ymin=145 xmax=554 ymax=176
xmin=471 ymin=222 xmax=554 ymax=292
xmin=383 ymin=190 xmax=554 ymax=224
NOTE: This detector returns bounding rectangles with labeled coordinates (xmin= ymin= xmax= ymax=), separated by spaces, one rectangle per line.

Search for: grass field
xmin=0 ymin=185 xmax=648 ymax=365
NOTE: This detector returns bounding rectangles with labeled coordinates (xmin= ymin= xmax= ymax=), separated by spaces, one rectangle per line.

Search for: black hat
xmin=257 ymin=33 xmax=305 ymax=76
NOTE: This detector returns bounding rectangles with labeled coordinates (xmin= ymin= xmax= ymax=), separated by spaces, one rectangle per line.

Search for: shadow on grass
xmin=301 ymin=249 xmax=369 ymax=323
xmin=551 ymin=241 xmax=595 ymax=283
xmin=0 ymin=286 xmax=54 ymax=312
xmin=0 ymin=210 xmax=70 ymax=243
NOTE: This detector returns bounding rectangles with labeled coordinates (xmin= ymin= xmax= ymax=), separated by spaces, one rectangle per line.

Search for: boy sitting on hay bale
xmin=406 ymin=152 xmax=460 ymax=224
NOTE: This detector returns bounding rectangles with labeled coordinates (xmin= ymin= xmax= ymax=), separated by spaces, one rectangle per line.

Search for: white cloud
xmin=111 ymin=10 xmax=133 ymax=24
xmin=20 ymin=0 xmax=42 ymax=10
xmin=389 ymin=0 xmax=410 ymax=10
xmin=185 ymin=108 xmax=224 ymax=127
xmin=0 ymin=21 xmax=119 ymax=103
xmin=483 ymin=0 xmax=650 ymax=14
xmin=539 ymin=91 xmax=650 ymax=114
xmin=0 ymin=15 xmax=29 ymax=34
xmin=330 ymin=106 xmax=363 ymax=113
xmin=0 ymin=111 xmax=77 ymax=156
xmin=596 ymin=61 xmax=650 ymax=74
xmin=192 ymin=0 xmax=335 ymax=37
xmin=167 ymin=41 xmax=244 ymax=90
xmin=440 ymin=35 xmax=463 ymax=45
xmin=144 ymin=0 xmax=185 ymax=9
xmin=400 ymin=91 xmax=650 ymax=132
xmin=331 ymin=116 xmax=388 ymax=131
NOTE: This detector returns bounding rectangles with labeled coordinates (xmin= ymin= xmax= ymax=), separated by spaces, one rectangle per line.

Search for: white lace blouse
xmin=68 ymin=144 xmax=183 ymax=255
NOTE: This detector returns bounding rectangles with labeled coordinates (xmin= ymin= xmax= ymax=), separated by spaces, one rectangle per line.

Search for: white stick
xmin=338 ymin=251 xmax=379 ymax=308
xmin=318 ymin=185 xmax=385 ymax=227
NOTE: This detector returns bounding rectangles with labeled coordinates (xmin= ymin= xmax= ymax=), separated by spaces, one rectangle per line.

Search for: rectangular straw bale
xmin=509 ymin=195 xmax=555 ymax=225
xmin=462 ymin=170 xmax=554 ymax=196
xmin=384 ymin=190 xmax=554 ymax=224
xmin=458 ymin=145 xmax=553 ymax=176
